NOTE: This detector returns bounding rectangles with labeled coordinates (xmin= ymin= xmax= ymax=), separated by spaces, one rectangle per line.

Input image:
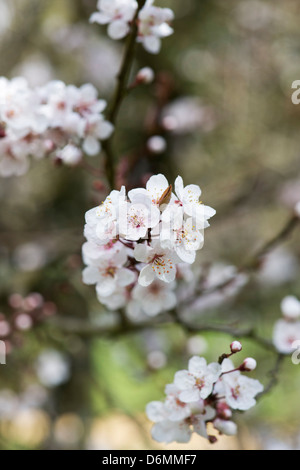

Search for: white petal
xmin=96 ymin=278 xmax=116 ymax=297
xmin=108 ymin=20 xmax=130 ymax=40
xmin=188 ymin=356 xmax=207 ymax=375
xmin=179 ymin=389 xmax=200 ymax=404
xmin=146 ymin=401 xmax=166 ymax=423
xmin=143 ymin=36 xmax=161 ymax=54
xmin=89 ymin=12 xmax=111 ymax=24
xmin=117 ymin=268 xmax=136 ymax=287
xmin=174 ymin=370 xmax=195 ymax=390
xmin=83 ymin=136 xmax=101 ymax=156
xmin=96 ymin=120 xmax=114 ymax=140
xmin=134 ymin=243 xmax=152 ymax=263
xmin=82 ymin=266 xmax=101 ymax=285
xmin=138 ymin=264 xmax=155 ymax=286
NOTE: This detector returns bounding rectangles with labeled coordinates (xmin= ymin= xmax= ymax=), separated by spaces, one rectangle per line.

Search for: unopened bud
xmin=214 ymin=419 xmax=237 ymax=436
xmin=216 ymin=401 xmax=232 ymax=420
xmin=281 ymin=296 xmax=300 ymax=320
xmin=137 ymin=67 xmax=155 ymax=84
xmin=208 ymin=435 xmax=218 ymax=444
xmin=230 ymin=341 xmax=242 ymax=353
xmin=241 ymin=357 xmax=257 ymax=372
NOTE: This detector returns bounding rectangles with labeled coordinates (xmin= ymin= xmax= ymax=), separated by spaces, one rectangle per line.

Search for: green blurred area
xmin=0 ymin=0 xmax=300 ymax=450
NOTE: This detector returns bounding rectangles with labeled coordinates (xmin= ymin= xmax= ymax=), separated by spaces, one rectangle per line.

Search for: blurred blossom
xmin=13 ymin=243 xmax=48 ymax=272
xmin=258 ymin=247 xmax=299 ymax=286
xmin=50 ymin=24 xmax=121 ymax=94
xmin=162 ymin=97 xmax=217 ymax=134
xmin=13 ymin=54 xmax=55 ymax=87
xmin=147 ymin=135 xmax=167 ymax=154
xmin=14 ymin=313 xmax=33 ymax=331
xmin=35 ymin=350 xmax=71 ymax=388
xmin=0 ymin=318 xmax=11 ymax=338
xmin=186 ymin=336 xmax=207 ymax=356
xmin=235 ymin=1 xmax=275 ymax=32
xmin=147 ymin=350 xmax=167 ymax=370
xmin=54 ymin=413 xmax=84 ymax=447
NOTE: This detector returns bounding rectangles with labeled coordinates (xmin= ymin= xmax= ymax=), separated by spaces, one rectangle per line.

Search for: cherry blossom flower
xmin=90 ymin=0 xmax=138 ymax=40
xmin=0 ymin=77 xmax=114 ymax=176
xmin=83 ymin=249 xmax=135 ymax=297
xmin=216 ymin=359 xmax=263 ymax=411
xmin=82 ymin=175 xmax=214 ymax=312
xmin=128 ymin=173 xmax=172 ymax=208
xmin=146 ymin=387 xmax=215 ymax=444
xmin=137 ymin=1 xmax=174 ymax=54
xmin=127 ymin=279 xmax=176 ymax=317
xmin=119 ymin=200 xmax=160 ymax=241
xmin=273 ymin=319 xmax=300 ymax=354
xmin=57 ymin=144 xmax=82 ymax=166
xmin=174 ymin=176 xmax=216 ymax=227
xmin=174 ymin=356 xmax=221 ymax=402
xmin=134 ymin=240 xmax=178 ymax=286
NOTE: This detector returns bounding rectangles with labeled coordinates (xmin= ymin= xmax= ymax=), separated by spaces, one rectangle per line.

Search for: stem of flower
xmin=103 ymin=0 xmax=147 ymax=190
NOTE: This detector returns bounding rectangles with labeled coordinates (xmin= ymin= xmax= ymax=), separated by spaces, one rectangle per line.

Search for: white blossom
xmin=273 ymin=319 xmax=300 ymax=354
xmin=137 ymin=1 xmax=174 ymax=54
xmin=127 ymin=279 xmax=176 ymax=317
xmin=0 ymin=77 xmax=114 ymax=176
xmin=82 ymin=174 xmax=215 ymax=314
xmin=134 ymin=240 xmax=178 ymax=286
xmin=174 ymin=356 xmax=221 ymax=402
xmin=90 ymin=0 xmax=138 ymax=40
xmin=216 ymin=359 xmax=263 ymax=411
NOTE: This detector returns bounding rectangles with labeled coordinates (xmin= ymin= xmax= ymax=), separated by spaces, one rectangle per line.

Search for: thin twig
xmin=257 ymin=354 xmax=285 ymax=400
xmin=102 ymin=0 xmax=147 ymax=190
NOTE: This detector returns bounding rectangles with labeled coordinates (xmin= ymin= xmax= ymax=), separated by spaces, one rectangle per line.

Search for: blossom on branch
xmin=90 ymin=0 xmax=174 ymax=54
xmin=146 ymin=346 xmax=263 ymax=444
xmin=82 ymin=174 xmax=215 ymax=316
xmin=0 ymin=78 xmax=114 ymax=177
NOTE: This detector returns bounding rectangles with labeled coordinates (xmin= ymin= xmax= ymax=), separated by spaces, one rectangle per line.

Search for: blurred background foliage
xmin=0 ymin=0 xmax=300 ymax=450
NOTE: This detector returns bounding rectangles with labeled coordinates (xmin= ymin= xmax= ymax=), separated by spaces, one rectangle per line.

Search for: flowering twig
xmin=103 ymin=0 xmax=147 ymax=189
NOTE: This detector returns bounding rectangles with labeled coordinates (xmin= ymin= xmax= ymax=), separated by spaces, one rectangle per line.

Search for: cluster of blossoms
xmin=82 ymin=174 xmax=215 ymax=315
xmin=146 ymin=343 xmax=264 ymax=444
xmin=273 ymin=296 xmax=300 ymax=354
xmin=0 ymin=77 xmax=114 ymax=177
xmin=90 ymin=0 xmax=174 ymax=54
xmin=0 ymin=293 xmax=57 ymax=355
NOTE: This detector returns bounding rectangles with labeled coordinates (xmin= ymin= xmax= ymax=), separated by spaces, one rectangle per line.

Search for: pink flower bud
xmin=241 ymin=357 xmax=257 ymax=372
xmin=230 ymin=341 xmax=242 ymax=353
xmin=136 ymin=67 xmax=155 ymax=84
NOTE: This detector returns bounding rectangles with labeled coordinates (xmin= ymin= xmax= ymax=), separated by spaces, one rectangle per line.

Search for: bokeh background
xmin=0 ymin=0 xmax=300 ymax=450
